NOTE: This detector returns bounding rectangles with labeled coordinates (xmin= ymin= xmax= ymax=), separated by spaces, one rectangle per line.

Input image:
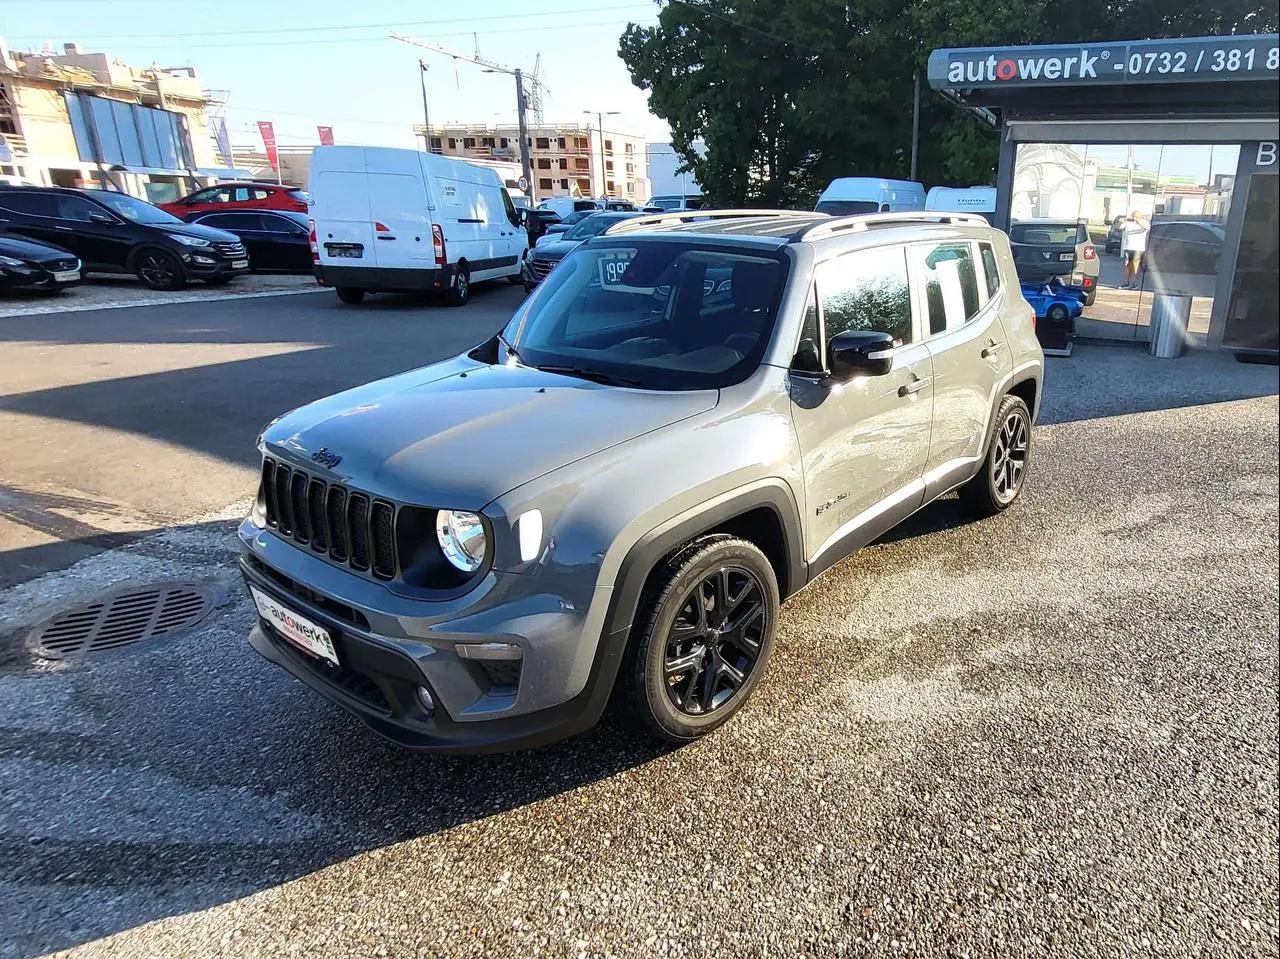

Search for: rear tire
xmin=622 ymin=534 xmax=779 ymax=744
xmin=1048 ymin=303 xmax=1070 ymax=322
xmin=136 ymin=249 xmax=185 ymax=291
xmin=960 ymin=394 xmax=1033 ymax=517
xmin=336 ymin=287 xmax=365 ymax=305
xmin=446 ymin=265 xmax=471 ymax=306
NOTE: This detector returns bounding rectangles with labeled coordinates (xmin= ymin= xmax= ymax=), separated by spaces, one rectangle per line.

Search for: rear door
xmin=312 ymin=151 xmax=376 ymax=269
xmin=434 ymin=171 xmax=485 ymax=273
xmin=913 ymin=238 xmax=1013 ymax=500
xmin=366 ymin=170 xmax=430 ymax=271
xmin=258 ymin=212 xmax=311 ymax=272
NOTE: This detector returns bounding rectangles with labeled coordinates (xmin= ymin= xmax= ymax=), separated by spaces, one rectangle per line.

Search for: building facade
xmin=0 ymin=41 xmax=228 ymax=202
xmin=419 ymin=122 xmax=647 ymax=203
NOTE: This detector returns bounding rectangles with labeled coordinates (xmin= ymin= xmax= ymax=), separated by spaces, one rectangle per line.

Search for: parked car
xmin=158 ymin=182 xmax=309 ymax=217
xmin=542 ymin=208 xmax=596 ymax=237
xmin=645 ymin=194 xmax=704 ymax=212
xmin=815 ymin=178 xmax=924 ymax=215
xmin=535 ymin=196 xmax=602 ymax=219
xmin=525 ymin=208 xmax=562 ymax=246
xmin=0 ymin=187 xmax=249 ymax=290
xmin=520 ymin=210 xmax=641 ymax=291
xmin=239 ymin=208 xmax=1043 ymax=753
xmin=1007 ymin=218 xmax=1099 ymax=305
xmin=185 ymin=210 xmax=312 ymax=273
xmin=309 ymin=146 xmax=526 ymax=305
xmin=1144 ymin=220 xmax=1224 ymax=275
xmin=925 ymin=186 xmax=996 ymax=223
xmin=1104 ymin=214 xmax=1128 ymax=254
xmin=0 ymin=226 xmax=82 ymax=292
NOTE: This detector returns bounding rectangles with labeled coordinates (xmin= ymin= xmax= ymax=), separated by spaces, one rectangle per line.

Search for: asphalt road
xmin=0 ymin=292 xmax=1277 ymax=958
xmin=0 ymin=281 xmax=527 ymax=587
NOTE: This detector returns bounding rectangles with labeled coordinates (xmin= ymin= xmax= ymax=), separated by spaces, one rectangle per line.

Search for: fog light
xmin=416 ymin=685 xmax=435 ymax=716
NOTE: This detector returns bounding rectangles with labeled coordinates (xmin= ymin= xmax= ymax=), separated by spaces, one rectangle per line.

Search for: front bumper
xmin=238 ymin=522 xmax=627 ymax=753
xmin=184 ymin=255 xmax=250 ymax=279
xmin=0 ymin=267 xmax=82 ymax=289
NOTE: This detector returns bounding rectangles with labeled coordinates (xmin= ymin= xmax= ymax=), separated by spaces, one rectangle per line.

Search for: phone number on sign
xmin=1114 ymin=45 xmax=1279 ymax=77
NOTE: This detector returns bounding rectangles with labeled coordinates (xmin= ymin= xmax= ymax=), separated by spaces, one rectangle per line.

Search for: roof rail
xmin=790 ymin=211 xmax=990 ymax=242
xmin=603 ymin=208 xmax=823 ymax=235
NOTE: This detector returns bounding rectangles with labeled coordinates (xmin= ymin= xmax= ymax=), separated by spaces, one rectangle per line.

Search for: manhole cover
xmin=26 ymin=581 xmax=219 ymax=660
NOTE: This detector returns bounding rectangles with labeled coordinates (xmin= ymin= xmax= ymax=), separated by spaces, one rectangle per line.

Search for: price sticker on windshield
xmin=597 ymin=250 xmax=635 ymax=287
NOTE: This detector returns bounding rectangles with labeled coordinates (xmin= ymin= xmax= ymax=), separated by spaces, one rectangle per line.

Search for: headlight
xmin=167 ymin=234 xmax=211 ymax=247
xmin=0 ymin=255 xmax=29 ymax=268
xmin=436 ymin=509 xmax=487 ymax=572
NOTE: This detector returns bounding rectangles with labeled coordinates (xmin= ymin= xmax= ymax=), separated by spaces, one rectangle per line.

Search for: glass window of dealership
xmin=929 ymin=34 xmax=1280 ymax=356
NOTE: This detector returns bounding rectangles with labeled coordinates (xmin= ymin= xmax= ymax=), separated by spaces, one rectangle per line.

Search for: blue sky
xmin=0 ymin=0 xmax=670 ymax=149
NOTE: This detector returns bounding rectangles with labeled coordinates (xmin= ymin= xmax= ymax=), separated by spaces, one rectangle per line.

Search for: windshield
xmin=503 ymin=240 xmax=788 ymax=391
xmin=1009 ymin=223 xmax=1078 ymax=244
xmin=648 ymin=196 xmax=685 ymax=211
xmin=815 ymin=199 xmax=879 ymax=215
xmin=564 ymin=213 xmax=634 ymax=241
xmin=91 ymin=192 xmax=181 ymax=225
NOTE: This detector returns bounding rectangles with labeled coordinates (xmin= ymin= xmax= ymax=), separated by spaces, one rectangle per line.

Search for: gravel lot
xmin=1 ymin=347 xmax=1277 ymax=959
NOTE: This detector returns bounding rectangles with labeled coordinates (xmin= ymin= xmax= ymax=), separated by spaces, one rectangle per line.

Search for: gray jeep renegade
xmin=239 ymin=209 xmax=1044 ymax=752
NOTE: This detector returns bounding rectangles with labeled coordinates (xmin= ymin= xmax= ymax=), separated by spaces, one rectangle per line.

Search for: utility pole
xmin=514 ymin=68 xmax=534 ymax=203
xmin=585 ymin=109 xmax=620 ymax=201
xmin=418 ymin=60 xmax=431 ymax=151
xmin=910 ymin=71 xmax=920 ymax=181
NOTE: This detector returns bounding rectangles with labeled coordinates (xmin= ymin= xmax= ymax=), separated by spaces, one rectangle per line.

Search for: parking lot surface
xmin=0 ymin=274 xmax=322 ymax=319
xmin=0 ymin=291 xmax=1277 ymax=959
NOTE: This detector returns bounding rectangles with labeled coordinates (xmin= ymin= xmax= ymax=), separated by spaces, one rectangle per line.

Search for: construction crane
xmin=390 ymin=32 xmax=547 ymax=199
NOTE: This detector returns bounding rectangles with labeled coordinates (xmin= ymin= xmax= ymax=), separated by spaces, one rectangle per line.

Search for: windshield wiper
xmin=497 ymin=331 xmax=524 ymax=365
xmin=534 ymin=365 xmax=644 ymax=388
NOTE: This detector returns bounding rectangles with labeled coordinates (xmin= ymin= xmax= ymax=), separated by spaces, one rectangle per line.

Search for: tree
xmin=620 ymin=0 xmax=1277 ymax=206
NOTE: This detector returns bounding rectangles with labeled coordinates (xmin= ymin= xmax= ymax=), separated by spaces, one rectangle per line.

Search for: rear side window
xmin=913 ymin=242 xmax=980 ymax=335
xmin=204 ymin=213 xmax=262 ymax=230
xmin=816 ymin=246 xmax=914 ymax=346
xmin=979 ymin=243 xmax=1001 ymax=298
xmin=0 ymin=191 xmax=58 ymax=216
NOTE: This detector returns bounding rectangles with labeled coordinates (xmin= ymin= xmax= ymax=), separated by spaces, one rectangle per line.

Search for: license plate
xmin=1059 ymin=252 xmax=1074 ymax=261
xmin=598 ymin=250 xmax=635 ymax=286
xmin=231 ymin=259 xmax=249 ymax=269
xmin=53 ymin=270 xmax=80 ymax=283
xmin=327 ymin=245 xmax=363 ymax=259
xmin=250 ymin=586 xmax=339 ymax=667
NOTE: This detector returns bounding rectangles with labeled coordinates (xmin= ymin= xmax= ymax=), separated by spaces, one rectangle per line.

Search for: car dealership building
xmin=930 ymin=34 xmax=1279 ymax=357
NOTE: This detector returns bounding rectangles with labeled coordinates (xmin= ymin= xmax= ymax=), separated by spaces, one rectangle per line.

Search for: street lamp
xmin=585 ymin=110 xmax=620 ymax=202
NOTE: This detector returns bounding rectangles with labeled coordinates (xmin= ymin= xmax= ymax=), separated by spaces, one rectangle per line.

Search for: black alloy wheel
xmin=960 ymin=394 xmax=1033 ymax=516
xmin=137 ymin=249 xmax=185 ymax=291
xmin=663 ymin=566 xmax=767 ymax=716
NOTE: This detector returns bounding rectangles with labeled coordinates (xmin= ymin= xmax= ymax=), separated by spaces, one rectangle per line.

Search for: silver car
xmin=239 ymin=209 xmax=1044 ymax=752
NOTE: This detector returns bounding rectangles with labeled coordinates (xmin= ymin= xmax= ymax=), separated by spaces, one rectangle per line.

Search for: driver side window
xmin=815 ymin=247 xmax=914 ymax=347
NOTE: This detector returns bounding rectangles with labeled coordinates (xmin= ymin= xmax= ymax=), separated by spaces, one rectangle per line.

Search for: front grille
xmin=47 ymin=258 xmax=79 ymax=272
xmin=261 ymin=457 xmax=396 ymax=580
xmin=530 ymin=257 xmax=558 ymax=279
xmin=213 ymin=241 xmax=246 ymax=258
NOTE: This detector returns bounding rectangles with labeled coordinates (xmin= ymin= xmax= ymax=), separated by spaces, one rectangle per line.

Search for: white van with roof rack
xmin=308 ymin=145 xmax=526 ymax=306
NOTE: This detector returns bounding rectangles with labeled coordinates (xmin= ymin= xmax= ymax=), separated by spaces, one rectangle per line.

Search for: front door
xmin=789 ymin=245 xmax=933 ymax=575
xmin=911 ymin=239 xmax=1012 ymax=499
xmin=52 ymin=194 xmax=133 ymax=269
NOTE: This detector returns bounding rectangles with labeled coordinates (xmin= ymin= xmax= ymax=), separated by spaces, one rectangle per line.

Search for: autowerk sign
xmin=928 ymin=34 xmax=1279 ymax=89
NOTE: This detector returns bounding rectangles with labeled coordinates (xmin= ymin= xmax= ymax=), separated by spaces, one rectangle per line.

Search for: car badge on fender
xmin=311 ymin=448 xmax=342 ymax=469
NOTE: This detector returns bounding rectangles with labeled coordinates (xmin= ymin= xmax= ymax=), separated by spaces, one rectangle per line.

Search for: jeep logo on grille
xmin=310 ymin=448 xmax=343 ymax=469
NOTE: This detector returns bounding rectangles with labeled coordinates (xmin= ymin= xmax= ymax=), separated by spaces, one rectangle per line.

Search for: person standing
xmin=1121 ymin=211 xmax=1149 ymax=289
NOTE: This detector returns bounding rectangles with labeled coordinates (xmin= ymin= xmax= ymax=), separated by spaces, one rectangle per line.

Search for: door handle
xmin=898 ymin=378 xmax=930 ymax=397
xmin=55 ymin=225 xmax=74 ymax=231
xmin=981 ymin=341 xmax=1003 ymax=359
xmin=375 ymin=235 xmax=396 ymax=241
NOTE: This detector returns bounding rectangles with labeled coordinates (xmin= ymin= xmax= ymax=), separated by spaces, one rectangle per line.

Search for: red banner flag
xmin=317 ymin=125 xmax=335 ymax=146
xmin=257 ymin=120 xmax=279 ymax=171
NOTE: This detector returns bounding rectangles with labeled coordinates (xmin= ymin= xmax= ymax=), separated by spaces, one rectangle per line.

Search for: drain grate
xmin=26 ymin=581 xmax=219 ymax=660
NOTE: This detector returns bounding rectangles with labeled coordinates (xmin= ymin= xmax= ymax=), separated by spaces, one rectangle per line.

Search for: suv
xmin=158 ymin=182 xmax=309 ymax=216
xmin=239 ymin=210 xmax=1043 ymax=752
xmin=0 ymin=187 xmax=249 ymax=290
xmin=1008 ymin=218 xmax=1099 ymax=305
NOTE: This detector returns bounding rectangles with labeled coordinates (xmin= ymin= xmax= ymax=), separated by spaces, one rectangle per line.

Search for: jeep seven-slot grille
xmin=261 ymin=458 xmax=396 ymax=580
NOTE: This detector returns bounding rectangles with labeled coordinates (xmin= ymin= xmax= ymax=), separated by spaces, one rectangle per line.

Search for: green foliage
xmin=619 ymin=0 xmax=1276 ymax=206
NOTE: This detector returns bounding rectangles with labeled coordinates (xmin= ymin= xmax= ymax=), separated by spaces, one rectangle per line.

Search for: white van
xmin=535 ymin=196 xmax=602 ymax=219
xmin=925 ymin=186 xmax=997 ymax=223
xmin=814 ymin=178 xmax=925 ymax=216
xmin=309 ymin=146 xmax=526 ymax=306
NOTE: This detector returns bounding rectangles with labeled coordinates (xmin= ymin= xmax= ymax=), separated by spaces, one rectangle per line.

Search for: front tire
xmin=960 ymin=394 xmax=1033 ymax=517
xmin=335 ymin=287 xmax=365 ymax=305
xmin=1047 ymin=303 xmax=1070 ymax=322
xmin=136 ymin=249 xmax=185 ymax=291
xmin=623 ymin=534 xmax=779 ymax=744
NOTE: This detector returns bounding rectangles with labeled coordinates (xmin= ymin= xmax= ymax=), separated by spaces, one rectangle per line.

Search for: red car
xmin=158 ymin=182 xmax=309 ymax=216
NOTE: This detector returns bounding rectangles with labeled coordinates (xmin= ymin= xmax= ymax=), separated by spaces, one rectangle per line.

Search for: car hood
xmin=161 ymin=220 xmax=241 ymax=243
xmin=0 ymin=233 xmax=75 ymax=261
xmin=262 ymin=356 xmax=717 ymax=510
xmin=530 ymin=236 xmax=583 ymax=260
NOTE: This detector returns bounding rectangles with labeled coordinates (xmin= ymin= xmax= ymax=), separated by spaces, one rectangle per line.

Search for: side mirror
xmin=828 ymin=330 xmax=895 ymax=379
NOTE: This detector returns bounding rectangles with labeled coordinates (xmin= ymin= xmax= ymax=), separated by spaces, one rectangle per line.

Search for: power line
xmin=664 ymin=0 xmax=794 ymax=48
xmin=4 ymin=3 xmax=654 ymax=42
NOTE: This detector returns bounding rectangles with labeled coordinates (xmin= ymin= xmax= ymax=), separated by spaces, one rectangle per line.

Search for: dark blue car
xmin=1021 ymin=280 xmax=1084 ymax=324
